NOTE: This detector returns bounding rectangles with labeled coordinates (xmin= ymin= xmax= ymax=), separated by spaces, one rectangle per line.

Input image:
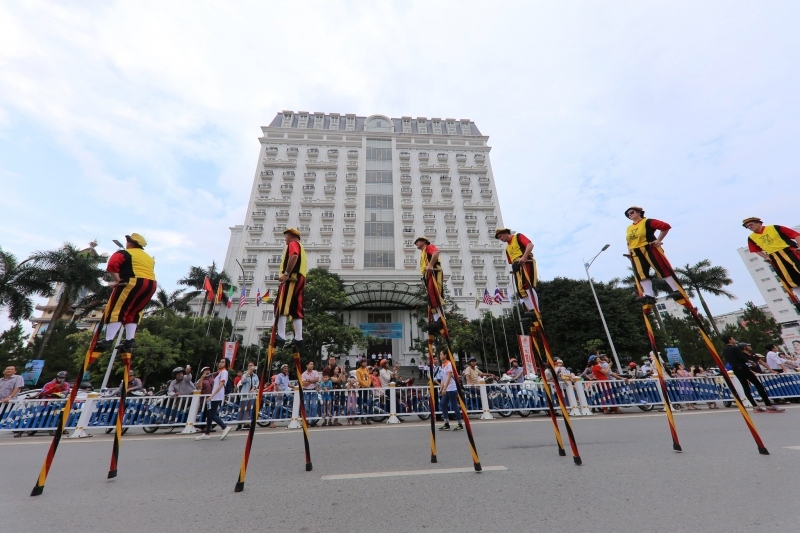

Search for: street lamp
xmin=584 ymin=244 xmax=623 ymax=374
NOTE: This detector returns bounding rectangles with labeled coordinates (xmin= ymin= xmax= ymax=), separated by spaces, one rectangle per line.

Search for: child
xmin=346 ymin=374 xmax=358 ymax=425
xmin=320 ymin=374 xmax=333 ymax=426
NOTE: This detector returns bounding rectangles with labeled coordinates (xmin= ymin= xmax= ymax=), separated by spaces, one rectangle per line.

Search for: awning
xmin=343 ymin=280 xmax=425 ymax=310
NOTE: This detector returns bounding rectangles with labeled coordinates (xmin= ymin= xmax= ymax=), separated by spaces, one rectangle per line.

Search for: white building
xmin=216 ymin=112 xmax=508 ymax=364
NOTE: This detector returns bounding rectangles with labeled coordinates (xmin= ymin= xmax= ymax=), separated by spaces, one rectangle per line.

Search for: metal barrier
xmin=2 ymin=372 xmax=799 ymax=435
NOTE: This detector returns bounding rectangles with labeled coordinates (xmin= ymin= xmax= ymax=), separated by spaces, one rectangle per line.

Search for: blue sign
xmin=22 ymin=360 xmax=45 ymax=387
xmin=359 ymin=323 xmax=403 ymax=339
xmin=665 ymin=347 xmax=683 ymax=367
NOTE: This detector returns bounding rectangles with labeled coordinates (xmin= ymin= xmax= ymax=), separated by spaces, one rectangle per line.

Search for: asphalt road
xmin=3 ymin=407 xmax=800 ymax=533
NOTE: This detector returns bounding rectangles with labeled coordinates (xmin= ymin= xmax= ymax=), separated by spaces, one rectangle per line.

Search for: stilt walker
xmin=273 ymin=227 xmax=312 ymax=470
xmin=742 ymin=217 xmax=800 ymax=313
xmin=416 ymin=236 xmax=481 ymax=472
xmin=495 ymin=228 xmax=582 ymax=465
xmin=425 ymin=309 xmax=439 ymax=463
xmin=623 ymin=207 xmax=769 ymax=454
xmin=624 ymin=253 xmax=682 ymax=452
xmin=108 ymin=347 xmax=132 ymax=478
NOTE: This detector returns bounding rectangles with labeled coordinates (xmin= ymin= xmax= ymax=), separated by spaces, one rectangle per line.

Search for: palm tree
xmin=0 ymin=247 xmax=53 ymax=323
xmin=145 ymin=288 xmax=193 ymax=316
xmin=178 ymin=262 xmax=233 ymax=317
xmin=675 ymin=260 xmax=736 ymax=337
xmin=26 ymin=242 xmax=108 ymax=357
xmin=617 ymin=269 xmax=692 ymax=334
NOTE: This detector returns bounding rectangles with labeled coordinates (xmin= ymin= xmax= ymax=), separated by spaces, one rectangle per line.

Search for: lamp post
xmin=584 ymin=244 xmax=623 ymax=374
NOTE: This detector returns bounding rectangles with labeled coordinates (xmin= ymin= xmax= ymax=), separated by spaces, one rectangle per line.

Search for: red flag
xmin=215 ymin=281 xmax=224 ymax=304
xmin=203 ymin=277 xmax=214 ymax=301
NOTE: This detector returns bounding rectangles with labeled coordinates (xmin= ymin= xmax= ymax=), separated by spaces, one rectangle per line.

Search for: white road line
xmin=783 ymin=446 xmax=800 ymax=450
xmin=321 ymin=465 xmax=507 ymax=480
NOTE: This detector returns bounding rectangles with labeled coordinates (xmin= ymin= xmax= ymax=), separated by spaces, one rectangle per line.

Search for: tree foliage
xmin=0 ymin=323 xmax=32 ymax=371
xmin=720 ymin=301 xmax=783 ymax=354
xmin=178 ymin=261 xmax=232 ymax=317
xmin=0 ymin=246 xmax=53 ymax=323
xmin=675 ymin=259 xmax=736 ymax=337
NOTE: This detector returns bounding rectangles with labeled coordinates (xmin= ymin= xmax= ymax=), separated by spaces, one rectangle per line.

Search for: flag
xmin=203 ymin=277 xmax=214 ymax=301
xmin=262 ymin=289 xmax=270 ymax=305
xmin=475 ymin=296 xmax=481 ymax=309
xmin=494 ymin=288 xmax=505 ymax=304
xmin=239 ymin=288 xmax=247 ymax=308
xmin=215 ymin=281 xmax=224 ymax=305
xmin=483 ymin=288 xmax=493 ymax=305
xmin=256 ymin=288 xmax=261 ymax=306
xmin=227 ymin=286 xmax=235 ymax=308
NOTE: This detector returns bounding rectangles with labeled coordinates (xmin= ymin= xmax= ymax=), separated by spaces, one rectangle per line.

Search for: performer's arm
xmin=426 ymin=249 xmax=439 ymax=272
xmin=520 ymin=242 xmax=534 ymax=263
xmin=106 ymin=251 xmax=126 ymax=286
xmin=279 ymin=253 xmax=299 ymax=283
xmin=747 ymin=239 xmax=769 ymax=260
xmin=648 ymin=219 xmax=671 ymax=249
xmin=776 ymin=226 xmax=800 ymax=247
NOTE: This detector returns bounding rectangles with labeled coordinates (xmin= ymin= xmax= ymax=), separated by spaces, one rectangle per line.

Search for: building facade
xmin=217 ymin=112 xmax=508 ymax=364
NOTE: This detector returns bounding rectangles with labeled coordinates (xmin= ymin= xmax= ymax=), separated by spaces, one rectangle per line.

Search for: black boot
xmin=636 ymin=295 xmax=657 ymax=305
xmin=667 ymin=291 xmax=683 ymax=301
xmin=522 ymin=311 xmax=535 ymax=319
xmin=289 ymin=339 xmax=303 ymax=351
xmin=273 ymin=336 xmax=286 ymax=348
xmin=423 ymin=319 xmax=443 ymax=333
xmin=122 ymin=338 xmax=137 ymax=351
xmin=94 ymin=339 xmax=113 ymax=351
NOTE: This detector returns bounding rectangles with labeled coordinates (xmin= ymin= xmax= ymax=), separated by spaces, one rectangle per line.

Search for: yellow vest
xmin=419 ymin=245 xmax=440 ymax=274
xmin=280 ymin=241 xmax=307 ymax=277
xmin=127 ymin=248 xmax=156 ymax=280
xmin=750 ymin=226 xmax=791 ymax=255
xmin=626 ymin=219 xmax=648 ymax=250
xmin=505 ymin=234 xmax=525 ymax=262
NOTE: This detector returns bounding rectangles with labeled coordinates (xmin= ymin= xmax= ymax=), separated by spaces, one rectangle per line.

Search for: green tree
xmin=0 ymin=324 xmax=32 ymax=370
xmin=28 ymin=321 xmax=85 ymax=383
xmin=26 ymin=242 xmax=108 ymax=358
xmin=675 ymin=259 xmax=736 ymax=337
xmin=661 ymin=313 xmax=711 ymax=368
xmin=0 ymin=246 xmax=52 ymax=323
xmin=720 ymin=301 xmax=782 ymax=353
xmin=178 ymin=262 xmax=232 ymax=317
xmin=145 ymin=288 xmax=194 ymax=316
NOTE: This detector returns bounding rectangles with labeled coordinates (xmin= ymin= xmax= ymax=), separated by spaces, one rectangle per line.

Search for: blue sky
xmin=1 ymin=1 xmax=799 ymax=334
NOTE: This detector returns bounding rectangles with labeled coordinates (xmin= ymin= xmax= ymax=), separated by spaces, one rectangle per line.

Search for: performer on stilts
xmin=267 ymin=227 xmax=306 ymax=350
xmin=742 ymin=217 xmax=800 ymax=312
xmin=623 ymin=207 xmax=683 ymax=304
xmin=495 ymin=228 xmax=582 ymax=464
xmin=415 ymin=237 xmax=444 ymax=333
xmin=96 ymin=233 xmax=157 ymax=351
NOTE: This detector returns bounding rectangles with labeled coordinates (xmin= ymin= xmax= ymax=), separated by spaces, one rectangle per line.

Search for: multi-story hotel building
xmin=218 ymin=112 xmax=508 ymax=364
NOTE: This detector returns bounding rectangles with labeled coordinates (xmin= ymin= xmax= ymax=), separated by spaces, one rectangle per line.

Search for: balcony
xmin=444 ymin=213 xmax=457 ymax=222
xmin=421 ymin=187 xmax=433 ymax=196
xmin=264 ymin=273 xmax=280 ymax=282
xmin=402 ymin=214 xmax=415 ymax=222
xmin=263 ymin=158 xmax=296 ymax=168
xmin=461 ymin=189 xmax=473 ymax=196
xmin=298 ymin=226 xmax=310 ymax=235
xmin=252 ymin=210 xmax=266 ymax=218
xmin=399 ymin=151 xmax=410 ymax=160
xmin=481 ymin=189 xmax=492 ymax=198
xmin=423 ymin=214 xmax=435 ymax=221
xmin=242 ymin=258 xmax=257 ymax=265
xmin=402 ymin=227 xmax=415 ymax=235
xmin=347 ymin=150 xmax=359 ymax=159
xmin=420 ymin=174 xmax=431 ymax=184
xmin=320 ymin=226 xmax=334 ymax=235
xmin=474 ymin=275 xmax=488 ymax=282
xmin=238 ymin=276 xmax=255 ymax=283
xmin=478 ymin=177 xmax=490 ymax=185
xmin=324 ymin=185 xmax=336 ymax=195
xmin=275 ymin=210 xmax=289 ymax=219
xmin=401 ymin=174 xmax=412 ymax=183
xmin=287 ymin=147 xmax=299 ymax=156
xmin=418 ymin=152 xmax=429 ymax=161
xmin=344 ymin=197 xmax=357 ymax=208
xmin=307 ymin=148 xmax=319 ymax=158
xmin=424 ymin=226 xmax=436 ymax=235
xmin=441 ymin=187 xmax=453 ymax=196
xmin=321 ymin=212 xmax=334 ymax=220
xmin=299 ymin=211 xmax=312 ymax=221
xmin=472 ymin=259 xmax=485 ymax=266
xmin=346 ymin=161 xmax=358 ymax=170
xmin=345 ymin=185 xmax=357 ymax=194
xmin=265 ymin=146 xmax=278 ymax=156
xmin=494 ymin=258 xmax=507 ymax=267
xmin=445 ymin=228 xmax=459 ymax=235
xmin=316 ymin=258 xmax=330 ymax=270
xmin=272 ymin=226 xmax=287 ymax=234
xmin=456 ymin=153 xmax=467 ymax=163
xmin=302 ymin=185 xmax=315 ymax=194
xmin=403 ymin=240 xmax=416 ymax=251
xmin=325 ymin=172 xmax=337 ymax=182
xmin=437 ymin=153 xmax=448 ymax=161
xmin=467 ymin=229 xmax=480 ymax=239
xmin=451 ymin=275 xmax=465 ymax=284
xmin=343 ymin=213 xmax=356 ymax=221
xmin=404 ymin=259 xmax=416 ymax=269
xmin=343 ymin=226 xmax=356 ymax=236
xmin=341 ymin=258 xmax=355 ymax=268
xmin=485 ymin=215 xmax=498 ymax=223
xmin=247 ymin=225 xmax=263 ymax=232
xmin=254 ymin=196 xmax=271 ymax=206
xmin=304 ymin=172 xmax=316 ymax=181
xmin=459 ymin=176 xmax=471 ymax=185
xmin=475 ymin=153 xmax=486 ymax=163
xmin=487 ymin=228 xmax=497 ymax=236
xmin=401 ymin=198 xmax=413 ymax=205
xmin=260 ymin=170 xmax=274 ymax=178
xmin=328 ymin=149 xmax=339 ymax=158
xmin=267 ymin=197 xmax=291 ymax=206
xmin=346 ymin=173 xmax=358 ymax=182
xmin=401 ymin=187 xmax=412 ymax=196
xmin=449 ymin=258 xmax=462 ymax=265
xmin=257 ymin=185 xmax=271 ymax=194
xmin=267 ymin=257 xmax=282 ymax=265
xmin=465 ymin=215 xmax=478 ymax=224
xmin=283 ymin=171 xmax=295 ymax=179
xmin=342 ymin=241 xmax=355 ymax=252
xmin=439 ymin=175 xmax=451 ymax=183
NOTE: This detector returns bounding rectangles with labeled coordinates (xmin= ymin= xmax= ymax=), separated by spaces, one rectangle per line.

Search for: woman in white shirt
xmin=196 ymin=359 xmax=231 ymax=441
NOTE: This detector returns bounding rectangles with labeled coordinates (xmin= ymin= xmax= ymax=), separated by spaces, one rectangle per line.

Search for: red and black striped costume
xmin=748 ymin=225 xmax=800 ymax=289
xmin=103 ymin=248 xmax=157 ymax=325
xmin=275 ymin=240 xmax=306 ymax=319
xmin=419 ymin=243 xmax=443 ymax=310
xmin=626 ymin=218 xmax=676 ymax=282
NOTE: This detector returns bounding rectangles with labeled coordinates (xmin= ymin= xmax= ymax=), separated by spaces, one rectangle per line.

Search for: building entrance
xmin=367 ymin=340 xmax=392 ymax=361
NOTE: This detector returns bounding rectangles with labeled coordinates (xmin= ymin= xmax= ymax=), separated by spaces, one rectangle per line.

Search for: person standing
xmin=167 ymin=367 xmax=196 ymax=396
xmin=415 ymin=236 xmax=445 ymax=332
xmin=195 ymin=359 xmax=232 ymax=440
xmin=301 ymin=360 xmax=320 ymax=423
xmin=438 ymin=353 xmax=463 ymax=431
xmin=236 ymin=361 xmax=259 ymax=430
xmin=722 ymin=335 xmax=783 ymax=413
xmin=1 ymin=366 xmax=25 ymax=438
xmin=272 ymin=227 xmax=307 ymax=349
xmin=96 ymin=233 xmax=157 ymax=351
xmin=743 ymin=217 xmax=800 ymax=311
xmin=494 ymin=228 xmax=537 ymax=317
xmin=622 ymin=208 xmax=683 ymax=304
xmin=269 ymin=363 xmax=291 ymax=428
xmin=355 ymin=359 xmax=372 ymax=425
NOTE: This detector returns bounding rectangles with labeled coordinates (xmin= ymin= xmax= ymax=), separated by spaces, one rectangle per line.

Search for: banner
xmin=517 ymin=335 xmax=535 ymax=375
xmin=21 ymin=360 xmax=45 ymax=387
xmin=223 ymin=341 xmax=239 ymax=368
xmin=781 ymin=326 xmax=800 ymax=356
xmin=359 ymin=322 xmax=403 ymax=339
xmin=665 ymin=347 xmax=683 ymax=367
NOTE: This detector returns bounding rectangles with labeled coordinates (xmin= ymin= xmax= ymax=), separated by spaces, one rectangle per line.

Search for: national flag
xmin=494 ymin=288 xmax=505 ymax=304
xmin=262 ymin=289 xmax=270 ymax=305
xmin=203 ymin=276 xmax=214 ymax=301
xmin=227 ymin=286 xmax=235 ymax=308
xmin=215 ymin=281 xmax=224 ymax=304
xmin=239 ymin=288 xmax=247 ymax=308
xmin=475 ymin=296 xmax=481 ymax=309
xmin=482 ymin=288 xmax=493 ymax=306
xmin=256 ymin=288 xmax=261 ymax=306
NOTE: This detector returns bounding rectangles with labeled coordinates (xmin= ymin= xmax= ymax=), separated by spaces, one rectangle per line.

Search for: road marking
xmin=321 ymin=465 xmax=507 ymax=480
xmin=783 ymin=446 xmax=800 ymax=450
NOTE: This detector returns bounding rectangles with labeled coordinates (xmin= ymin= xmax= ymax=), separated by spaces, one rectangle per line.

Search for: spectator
xmin=507 ymin=358 xmax=524 ymax=383
xmin=301 ymin=361 xmax=320 ymax=424
xmin=640 ymin=357 xmax=653 ymax=377
xmin=692 ymin=365 xmax=718 ymax=409
xmin=766 ymin=344 xmax=796 ymax=373
xmin=370 ymin=367 xmax=383 ymax=407
xmin=464 ymin=357 xmax=494 ymax=385
xmin=345 ymin=375 xmax=358 ymax=425
xmin=722 ymin=335 xmax=783 ymax=413
xmin=167 ymin=367 xmax=197 ymax=396
xmin=590 ymin=355 xmax=621 ymax=414
xmin=184 ymin=365 xmax=193 ymax=382
xmin=387 ymin=353 xmax=393 ymax=366
xmin=269 ymin=364 xmax=291 ymax=428
xmin=432 ymin=353 xmax=444 ymax=421
xmin=438 ymin=352 xmax=463 ymax=431
xmin=330 ymin=366 xmax=344 ymax=426
xmin=1 ymin=366 xmax=25 ymax=438
xmin=344 ymin=358 xmax=351 ymax=373
xmin=356 ymin=359 xmax=372 ymax=425
xmin=195 ymin=359 xmax=232 ymax=440
xmin=117 ymin=370 xmax=142 ymax=394
xmin=319 ymin=372 xmax=333 ymax=426
xmin=197 ymin=367 xmax=214 ymax=395
xmin=233 ymin=370 xmax=243 ymax=388
xmin=674 ymin=363 xmax=697 ymax=410
xmin=236 ymin=361 xmax=260 ymax=430
xmin=370 ymin=353 xmax=377 ymax=365
xmin=39 ymin=371 xmax=70 ymax=398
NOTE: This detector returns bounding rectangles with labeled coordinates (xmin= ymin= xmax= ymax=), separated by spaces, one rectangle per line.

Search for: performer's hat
xmin=494 ymin=228 xmax=512 ymax=239
xmin=414 ymin=236 xmax=430 ymax=245
xmin=283 ymin=227 xmax=301 ymax=238
xmin=125 ymin=233 xmax=148 ymax=247
xmin=624 ymin=206 xmax=644 ymax=218
xmin=742 ymin=217 xmax=762 ymax=228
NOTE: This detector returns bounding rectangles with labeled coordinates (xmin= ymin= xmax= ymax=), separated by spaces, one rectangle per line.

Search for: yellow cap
xmin=125 ymin=233 xmax=148 ymax=247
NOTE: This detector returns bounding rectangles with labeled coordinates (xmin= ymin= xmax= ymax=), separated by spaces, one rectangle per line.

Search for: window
xmin=365 ymin=117 xmax=393 ymax=132
xmin=329 ymin=115 xmax=340 ymax=129
xmin=366 ymin=146 xmax=392 ymax=161
xmin=367 ymin=312 xmax=391 ymax=323
xmin=402 ymin=118 xmax=412 ymax=133
xmin=297 ymin=114 xmax=308 ymax=128
xmin=262 ymin=310 xmax=273 ymax=322
xmin=453 ymin=288 xmax=463 ymax=296
xmin=461 ymin=122 xmax=471 ymax=135
xmin=237 ymin=311 xmax=247 ymax=321
xmin=417 ymin=119 xmax=427 ymax=134
xmin=245 ymin=289 xmax=251 ymax=297
xmin=767 ymin=288 xmax=777 ymax=292
xmin=365 ymin=194 xmax=393 ymax=208
xmin=446 ymin=121 xmax=457 ymax=135
xmin=313 ymin=113 xmax=324 ymax=129
xmin=755 ymin=267 xmax=764 ymax=272
xmin=366 ymin=170 xmax=393 ymax=183
xmin=365 ymin=222 xmax=394 ymax=236
xmin=364 ymin=251 xmax=395 ymax=268
xmin=281 ymin=112 xmax=293 ymax=127
xmin=346 ymin=115 xmax=355 ymax=130
xmin=773 ymin=298 xmax=784 ymax=302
